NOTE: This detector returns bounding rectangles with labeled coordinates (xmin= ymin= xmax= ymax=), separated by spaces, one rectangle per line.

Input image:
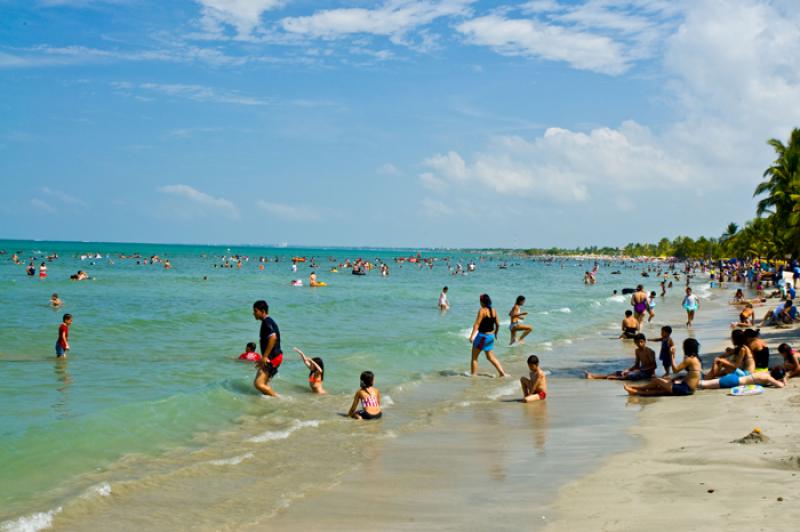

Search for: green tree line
xmin=525 ymin=128 xmax=800 ymax=260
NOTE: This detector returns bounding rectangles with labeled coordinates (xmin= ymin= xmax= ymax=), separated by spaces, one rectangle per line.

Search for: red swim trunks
xmin=537 ymin=391 xmax=547 ymax=400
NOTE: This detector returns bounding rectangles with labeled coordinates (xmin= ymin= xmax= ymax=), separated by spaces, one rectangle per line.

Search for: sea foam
xmin=248 ymin=420 xmax=320 ymax=443
xmin=210 ymin=452 xmax=255 ymax=466
xmin=1 ymin=507 xmax=62 ymax=532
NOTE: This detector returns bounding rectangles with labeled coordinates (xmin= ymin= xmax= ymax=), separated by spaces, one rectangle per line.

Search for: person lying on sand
xmin=698 ymin=367 xmax=786 ymax=389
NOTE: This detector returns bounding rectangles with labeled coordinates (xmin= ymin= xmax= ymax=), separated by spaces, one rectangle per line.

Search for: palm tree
xmin=754 ymin=128 xmax=800 ymax=255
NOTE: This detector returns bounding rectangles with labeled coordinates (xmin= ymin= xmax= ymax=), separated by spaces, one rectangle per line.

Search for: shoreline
xmin=545 ymin=296 xmax=800 ymax=530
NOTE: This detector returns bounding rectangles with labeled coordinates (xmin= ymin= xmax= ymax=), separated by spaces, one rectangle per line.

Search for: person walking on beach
xmin=631 ymin=285 xmax=648 ymax=328
xmin=682 ymin=287 xmax=699 ymax=327
xmin=508 ymin=295 xmax=533 ymax=345
xmin=252 ymin=300 xmax=283 ymax=397
xmin=55 ymin=313 xmax=72 ymax=357
xmin=469 ymin=294 xmax=507 ymax=377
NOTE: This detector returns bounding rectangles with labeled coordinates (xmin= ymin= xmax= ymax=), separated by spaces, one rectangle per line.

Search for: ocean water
xmin=0 ymin=240 xmax=711 ymax=529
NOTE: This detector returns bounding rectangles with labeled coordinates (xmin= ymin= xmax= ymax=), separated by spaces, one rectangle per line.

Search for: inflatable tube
xmin=729 ymin=384 xmax=764 ymax=396
xmin=291 ymin=280 xmax=303 ymax=286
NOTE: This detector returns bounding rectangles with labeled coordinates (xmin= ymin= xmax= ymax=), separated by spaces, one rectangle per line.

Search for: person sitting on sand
xmin=509 ymin=295 xmax=533 ymax=345
xmin=743 ymin=328 xmax=770 ymax=370
xmin=348 ymin=371 xmax=381 ymax=420
xmin=520 ymin=354 xmax=547 ymax=402
xmin=698 ymin=367 xmax=786 ymax=390
xmin=704 ymin=329 xmax=754 ymax=380
xmin=732 ymin=288 xmax=745 ymax=303
xmin=585 ymin=333 xmax=656 ymax=380
xmin=623 ymin=338 xmax=703 ymax=396
xmin=778 ymin=343 xmax=800 ymax=378
xmin=731 ymin=303 xmax=755 ymax=328
xmin=294 ymin=347 xmax=325 ymax=394
xmin=761 ymin=300 xmax=798 ymax=327
xmin=619 ymin=310 xmax=639 ymax=339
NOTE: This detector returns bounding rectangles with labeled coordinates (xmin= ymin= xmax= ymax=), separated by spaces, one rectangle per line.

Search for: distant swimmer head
xmin=683 ymin=338 xmax=700 ymax=357
xmin=770 ymin=366 xmax=786 ymax=381
xmin=479 ymin=294 xmax=492 ymax=308
xmin=515 ymin=295 xmax=526 ymax=305
xmin=246 ymin=342 xmax=257 ymax=352
xmin=360 ymin=371 xmax=375 ymax=389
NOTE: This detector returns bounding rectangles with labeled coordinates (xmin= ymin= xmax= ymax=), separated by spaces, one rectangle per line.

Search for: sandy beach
xmin=546 ymin=322 xmax=800 ymax=531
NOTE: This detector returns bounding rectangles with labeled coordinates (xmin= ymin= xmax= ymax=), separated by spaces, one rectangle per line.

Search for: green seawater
xmin=0 ymin=240 xmax=697 ymax=527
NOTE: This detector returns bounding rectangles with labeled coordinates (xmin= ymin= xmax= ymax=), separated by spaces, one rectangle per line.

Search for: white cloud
xmin=40 ymin=187 xmax=87 ymax=207
xmin=256 ymin=200 xmax=321 ymax=221
xmin=0 ymin=44 xmax=251 ymax=69
xmin=456 ymin=14 xmax=628 ymax=75
xmin=425 ymin=0 xmax=800 ymax=210
xmin=281 ymin=0 xmax=472 ymax=41
xmin=419 ymin=172 xmax=447 ymax=191
xmin=112 ymin=82 xmax=271 ymax=106
xmin=30 ymin=198 xmax=55 ymax=213
xmin=196 ymin=0 xmax=284 ymax=38
xmin=420 ymin=197 xmax=454 ymax=217
xmin=420 ymin=121 xmax=692 ymax=203
xmin=158 ymin=184 xmax=239 ymax=220
xmin=377 ymin=163 xmax=401 ymax=176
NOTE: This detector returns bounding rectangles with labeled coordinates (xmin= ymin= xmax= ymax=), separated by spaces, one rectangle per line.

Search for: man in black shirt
xmin=252 ymin=299 xmax=283 ymax=396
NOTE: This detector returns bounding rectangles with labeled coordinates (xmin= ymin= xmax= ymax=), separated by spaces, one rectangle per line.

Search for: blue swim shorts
xmin=719 ymin=368 xmax=747 ymax=389
xmin=473 ymin=333 xmax=495 ymax=352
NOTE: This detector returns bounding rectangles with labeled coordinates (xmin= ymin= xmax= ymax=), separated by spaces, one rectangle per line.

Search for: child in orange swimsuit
xmin=294 ymin=347 xmax=325 ymax=394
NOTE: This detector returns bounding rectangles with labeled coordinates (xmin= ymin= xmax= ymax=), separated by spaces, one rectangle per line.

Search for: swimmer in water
xmin=238 ymin=342 xmax=262 ymax=362
xmin=294 ymin=347 xmax=325 ymax=394
xmin=50 ymin=293 xmax=62 ymax=308
xmin=508 ymin=295 xmax=533 ymax=345
xmin=438 ymin=286 xmax=449 ymax=311
xmin=348 ymin=371 xmax=381 ymax=420
xmin=520 ymin=354 xmax=547 ymax=402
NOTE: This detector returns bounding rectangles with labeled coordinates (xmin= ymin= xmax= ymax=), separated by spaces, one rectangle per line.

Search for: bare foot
xmin=623 ymin=384 xmax=637 ymax=395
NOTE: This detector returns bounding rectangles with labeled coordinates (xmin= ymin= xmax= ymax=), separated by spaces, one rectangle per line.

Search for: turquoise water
xmin=0 ymin=240 xmax=689 ymax=528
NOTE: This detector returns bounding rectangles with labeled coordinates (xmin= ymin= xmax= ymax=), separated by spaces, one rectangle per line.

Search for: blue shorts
xmin=719 ymin=368 xmax=747 ymax=388
xmin=473 ymin=333 xmax=495 ymax=352
xmin=55 ymin=342 xmax=65 ymax=356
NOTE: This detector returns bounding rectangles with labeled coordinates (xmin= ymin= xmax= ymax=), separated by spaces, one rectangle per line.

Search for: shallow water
xmin=0 ymin=240 xmax=713 ymax=529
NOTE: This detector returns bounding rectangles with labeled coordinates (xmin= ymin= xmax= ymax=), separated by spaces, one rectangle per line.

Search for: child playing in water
xmin=348 ymin=371 xmax=382 ymax=420
xmin=56 ymin=313 xmax=72 ymax=357
xmin=238 ymin=342 xmax=261 ymax=362
xmin=649 ymin=325 xmax=675 ymax=377
xmin=50 ymin=293 xmax=62 ymax=308
xmin=647 ymin=291 xmax=657 ymax=322
xmin=520 ymin=354 xmax=547 ymax=402
xmin=294 ymin=347 xmax=325 ymax=394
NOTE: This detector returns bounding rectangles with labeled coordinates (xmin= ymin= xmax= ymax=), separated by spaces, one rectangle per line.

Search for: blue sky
xmin=1 ymin=0 xmax=799 ymax=248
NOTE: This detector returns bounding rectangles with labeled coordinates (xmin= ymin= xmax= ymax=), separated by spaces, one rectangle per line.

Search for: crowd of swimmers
xmin=27 ymin=250 xmax=800 ymax=420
